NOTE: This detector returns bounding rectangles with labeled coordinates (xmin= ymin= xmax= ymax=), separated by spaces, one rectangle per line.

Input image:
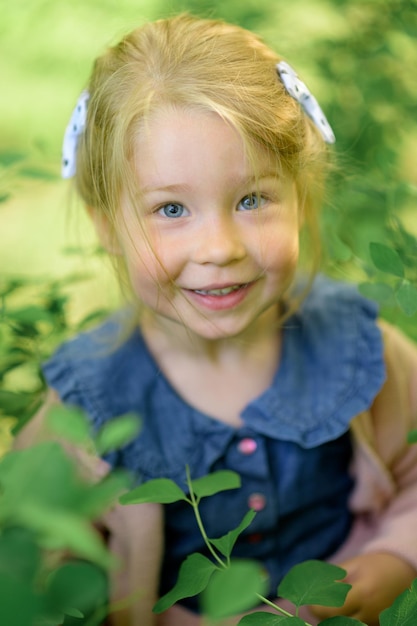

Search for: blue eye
xmin=159 ymin=203 xmax=187 ymax=218
xmin=238 ymin=194 xmax=266 ymax=211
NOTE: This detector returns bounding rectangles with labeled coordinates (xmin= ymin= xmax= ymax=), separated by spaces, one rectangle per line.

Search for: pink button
xmin=247 ymin=533 xmax=263 ymax=544
xmin=238 ymin=438 xmax=258 ymax=455
xmin=248 ymin=493 xmax=266 ymax=511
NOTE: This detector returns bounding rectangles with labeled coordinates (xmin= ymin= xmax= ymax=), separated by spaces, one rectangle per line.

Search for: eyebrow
xmin=141 ymin=171 xmax=279 ymax=195
xmin=236 ymin=171 xmax=279 ymax=185
xmin=141 ymin=182 xmax=192 ymax=194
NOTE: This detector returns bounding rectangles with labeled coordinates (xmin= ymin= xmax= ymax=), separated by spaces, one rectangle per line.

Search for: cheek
xmin=259 ymin=226 xmax=300 ymax=274
xmin=122 ymin=229 xmax=182 ymax=295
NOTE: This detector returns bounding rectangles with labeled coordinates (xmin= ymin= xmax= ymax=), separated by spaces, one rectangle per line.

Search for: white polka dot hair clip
xmin=61 ymin=90 xmax=90 ymax=179
xmin=277 ymin=61 xmax=335 ymax=144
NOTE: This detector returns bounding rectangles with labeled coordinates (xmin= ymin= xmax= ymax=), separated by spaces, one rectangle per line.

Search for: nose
xmin=191 ymin=214 xmax=246 ymax=266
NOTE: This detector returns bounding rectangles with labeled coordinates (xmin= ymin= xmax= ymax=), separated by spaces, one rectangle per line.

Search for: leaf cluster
xmin=120 ymin=468 xmax=417 ymax=625
xmin=0 ymin=406 xmax=140 ymax=626
xmin=0 ymin=275 xmax=109 ymax=432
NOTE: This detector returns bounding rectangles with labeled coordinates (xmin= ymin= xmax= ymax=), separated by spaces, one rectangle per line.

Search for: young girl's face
xmin=116 ymin=106 xmax=300 ymax=342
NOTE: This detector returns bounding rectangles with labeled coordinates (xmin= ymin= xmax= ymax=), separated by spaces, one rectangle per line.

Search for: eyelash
xmin=156 ymin=193 xmax=269 ymax=219
xmin=157 ymin=203 xmax=188 ymax=218
xmin=237 ymin=194 xmax=268 ymax=211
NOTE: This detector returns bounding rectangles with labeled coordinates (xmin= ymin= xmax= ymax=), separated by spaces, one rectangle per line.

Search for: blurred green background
xmin=1 ymin=0 xmax=417 ymax=428
xmin=1 ymin=4 xmax=416 ymax=612
xmin=1 ymin=6 xmax=417 ymax=620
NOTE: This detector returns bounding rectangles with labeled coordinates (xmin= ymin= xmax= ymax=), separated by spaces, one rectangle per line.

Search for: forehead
xmin=132 ymin=106 xmax=275 ymax=188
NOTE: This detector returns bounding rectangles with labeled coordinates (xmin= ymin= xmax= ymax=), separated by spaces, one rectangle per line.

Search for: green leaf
xmin=358 ymin=282 xmax=395 ymax=305
xmin=395 ymin=281 xmax=417 ymax=317
xmin=202 ymin=559 xmax=268 ymax=619
xmin=64 ymin=607 xmax=85 ymax=618
xmin=7 ymin=305 xmax=55 ymax=325
xmin=238 ymin=613 xmax=293 ymax=624
xmin=0 ymin=442 xmax=79 ymax=514
xmin=191 ymin=470 xmax=241 ymax=498
xmin=379 ymin=578 xmax=417 ymax=625
xmin=153 ymin=553 xmax=217 ymax=613
xmin=278 ymin=561 xmax=350 ymax=609
xmin=119 ymin=478 xmax=187 ymax=505
xmin=0 ymin=390 xmax=34 ymax=415
xmin=95 ymin=413 xmax=141 ymax=455
xmin=48 ymin=561 xmax=107 ymax=616
xmin=40 ymin=609 xmax=67 ymax=624
xmin=326 ymin=233 xmax=352 ymax=262
xmin=0 ymin=528 xmax=40 ymax=584
xmin=210 ymin=509 xmax=257 ymax=558
xmin=79 ymin=470 xmax=131 ymax=517
xmin=369 ymin=242 xmax=404 ymax=278
xmin=0 ymin=572 xmax=41 ymax=626
xmin=46 ymin=406 xmax=92 ymax=446
xmin=18 ymin=505 xmax=113 ymax=569
xmin=320 ymin=617 xmax=366 ymax=625
xmin=407 ymin=430 xmax=417 ymax=445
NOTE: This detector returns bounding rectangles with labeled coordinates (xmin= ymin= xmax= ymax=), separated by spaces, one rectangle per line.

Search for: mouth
xmin=192 ymin=284 xmax=248 ymax=296
xmin=184 ymin=281 xmax=256 ymax=311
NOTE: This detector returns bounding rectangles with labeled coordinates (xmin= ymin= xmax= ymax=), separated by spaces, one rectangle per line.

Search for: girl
xmin=17 ymin=13 xmax=417 ymax=626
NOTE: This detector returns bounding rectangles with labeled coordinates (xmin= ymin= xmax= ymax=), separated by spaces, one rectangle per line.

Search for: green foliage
xmin=120 ymin=477 xmax=189 ymax=505
xmin=379 ymin=579 xmax=417 ymax=626
xmin=191 ymin=469 xmax=242 ymax=498
xmin=277 ymin=562 xmax=351 ymax=610
xmin=120 ymin=470 xmax=355 ymax=624
xmin=407 ymin=429 xmax=417 ymax=445
xmin=94 ymin=413 xmax=142 ymax=455
xmin=0 ymin=266 xmax=130 ymax=624
xmin=369 ymin=243 xmax=404 ymax=279
xmin=0 ymin=405 xmax=140 ymax=626
xmin=120 ymin=467 xmax=417 ymax=625
xmin=210 ymin=509 xmax=257 ymax=558
xmin=202 ymin=560 xmax=268 ymax=619
xmin=46 ymin=406 xmax=92 ymax=446
xmin=153 ymin=553 xmax=218 ymax=613
xmin=1 ymin=1 xmax=417 ymax=623
xmin=0 ymin=274 xmax=98 ymax=430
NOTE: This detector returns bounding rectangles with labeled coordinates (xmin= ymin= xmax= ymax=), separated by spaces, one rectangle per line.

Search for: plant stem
xmin=185 ymin=465 xmax=226 ymax=569
xmin=255 ymin=594 xmax=313 ymax=626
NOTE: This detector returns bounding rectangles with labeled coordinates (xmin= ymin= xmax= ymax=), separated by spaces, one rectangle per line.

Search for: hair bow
xmin=61 ymin=90 xmax=90 ymax=179
xmin=277 ymin=61 xmax=335 ymax=144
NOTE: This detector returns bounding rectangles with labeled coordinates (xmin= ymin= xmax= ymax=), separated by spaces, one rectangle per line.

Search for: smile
xmin=193 ymin=284 xmax=247 ymax=296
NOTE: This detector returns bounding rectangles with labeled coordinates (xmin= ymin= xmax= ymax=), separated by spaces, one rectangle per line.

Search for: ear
xmin=86 ymin=206 xmax=122 ymax=255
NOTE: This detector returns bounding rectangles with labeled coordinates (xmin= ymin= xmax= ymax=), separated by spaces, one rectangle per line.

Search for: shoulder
xmin=288 ymin=275 xmax=384 ymax=377
xmin=297 ymin=274 xmax=379 ymax=318
xmin=295 ymin=275 xmax=382 ymax=358
xmin=42 ymin=309 xmax=158 ymax=430
xmin=263 ymin=275 xmax=387 ymax=447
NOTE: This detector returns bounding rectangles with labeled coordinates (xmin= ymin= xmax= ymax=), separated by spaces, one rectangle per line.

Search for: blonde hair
xmin=76 ymin=13 xmax=331 ymax=309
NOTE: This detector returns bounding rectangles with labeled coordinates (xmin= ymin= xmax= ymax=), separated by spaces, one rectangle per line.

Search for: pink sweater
xmin=333 ymin=321 xmax=417 ymax=567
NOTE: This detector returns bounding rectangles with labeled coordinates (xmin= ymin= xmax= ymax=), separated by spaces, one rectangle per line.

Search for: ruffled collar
xmin=44 ymin=276 xmax=386 ymax=484
xmin=242 ymin=276 xmax=385 ymax=446
xmin=118 ymin=276 xmax=386 ymax=481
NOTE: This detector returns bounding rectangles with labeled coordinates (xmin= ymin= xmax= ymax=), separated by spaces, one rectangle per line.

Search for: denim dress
xmin=43 ymin=276 xmax=386 ymax=610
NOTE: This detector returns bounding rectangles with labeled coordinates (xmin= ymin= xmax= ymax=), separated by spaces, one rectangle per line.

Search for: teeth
xmin=194 ymin=285 xmax=243 ymax=296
